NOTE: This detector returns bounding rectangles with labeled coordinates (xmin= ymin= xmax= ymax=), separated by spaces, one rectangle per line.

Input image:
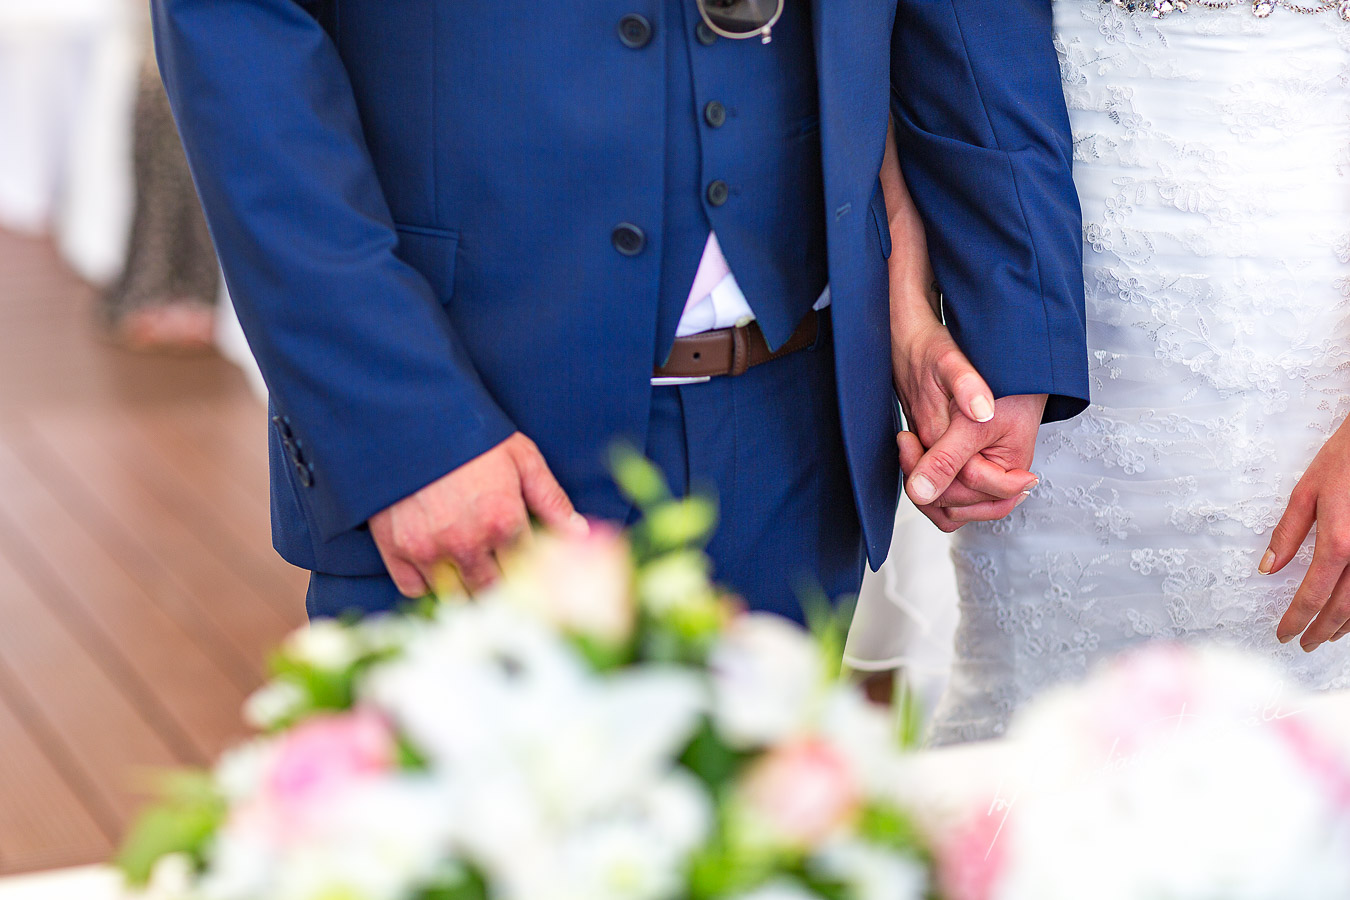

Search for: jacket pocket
xmin=394 ymin=223 xmax=460 ymax=305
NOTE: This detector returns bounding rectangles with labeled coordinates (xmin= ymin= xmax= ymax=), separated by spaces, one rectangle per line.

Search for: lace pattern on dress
xmin=929 ymin=2 xmax=1350 ymax=746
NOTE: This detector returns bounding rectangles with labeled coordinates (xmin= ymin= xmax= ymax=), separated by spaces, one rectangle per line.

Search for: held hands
xmin=369 ymin=432 xmax=588 ymax=598
xmin=1266 ymin=420 xmax=1350 ymax=652
xmin=892 ymin=312 xmax=1045 ymax=532
xmin=879 ymin=114 xmax=1043 ymax=533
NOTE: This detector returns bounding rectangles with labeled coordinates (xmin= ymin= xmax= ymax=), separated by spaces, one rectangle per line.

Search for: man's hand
xmin=891 ymin=305 xmax=1043 ymax=531
xmin=898 ymin=393 xmax=1046 ymax=533
xmin=369 ymin=433 xmax=588 ymax=598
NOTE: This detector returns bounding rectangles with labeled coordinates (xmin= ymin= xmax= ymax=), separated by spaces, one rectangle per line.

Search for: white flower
xmin=472 ymin=773 xmax=710 ymax=900
xmin=639 ymin=770 xmax=713 ymax=857
xmin=637 ymin=551 xmax=719 ymax=616
xmin=503 ymin=525 xmax=637 ymax=645
xmin=277 ymin=778 xmax=456 ymax=900
xmin=353 ymin=614 xmax=420 ymax=656
xmin=985 ymin=646 xmax=1350 ymax=900
xmin=363 ymin=602 xmax=590 ymax=766
xmin=197 ymin=830 xmax=272 ymax=900
xmin=813 ymin=840 xmax=928 ymax=900
xmin=213 ymin=741 xmax=276 ymax=804
xmin=817 ymin=688 xmax=906 ymax=802
xmin=204 ymin=777 xmax=457 ymax=900
xmin=141 ymin=853 xmax=195 ymax=900
xmin=243 ymin=680 xmax=307 ymax=730
xmin=709 ymin=613 xmax=823 ymax=749
xmin=729 ymin=879 xmax=826 ymax=900
xmin=443 ymin=669 xmax=707 ymax=873
xmin=283 ymin=620 xmax=362 ymax=671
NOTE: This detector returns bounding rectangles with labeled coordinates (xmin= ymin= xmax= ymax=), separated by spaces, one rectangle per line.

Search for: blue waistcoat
xmin=656 ymin=0 xmax=827 ymax=356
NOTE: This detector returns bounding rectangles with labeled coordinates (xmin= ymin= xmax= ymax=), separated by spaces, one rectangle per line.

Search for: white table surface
xmin=0 ymin=866 xmax=122 ymax=900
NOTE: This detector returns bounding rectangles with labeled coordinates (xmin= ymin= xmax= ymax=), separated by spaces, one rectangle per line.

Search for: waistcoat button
xmin=617 ymin=14 xmax=653 ymax=49
xmin=706 ymin=180 xmax=730 ymax=207
xmin=612 ymin=223 xmax=647 ymax=256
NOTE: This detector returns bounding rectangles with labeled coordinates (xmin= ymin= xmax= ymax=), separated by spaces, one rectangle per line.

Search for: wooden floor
xmin=0 ymin=230 xmax=308 ymax=875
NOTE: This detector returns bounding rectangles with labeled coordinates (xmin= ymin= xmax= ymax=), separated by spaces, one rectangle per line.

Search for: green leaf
xmin=610 ymin=445 xmax=671 ymax=509
xmin=687 ymin=829 xmax=785 ymax=900
xmin=639 ymin=497 xmax=719 ymax=553
xmin=397 ymin=735 xmax=431 ymax=772
xmin=418 ymin=864 xmax=489 ymax=900
xmin=680 ymin=718 xmax=749 ymax=793
xmin=568 ymin=633 xmax=634 ymax=672
xmin=894 ymin=673 xmax=928 ymax=751
xmin=116 ymin=772 xmax=224 ymax=886
xmin=803 ymin=590 xmax=855 ymax=682
xmin=857 ymin=803 xmax=928 ymax=855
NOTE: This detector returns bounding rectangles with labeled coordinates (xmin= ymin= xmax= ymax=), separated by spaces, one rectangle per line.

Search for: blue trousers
xmin=306 ymin=323 xmax=864 ymax=623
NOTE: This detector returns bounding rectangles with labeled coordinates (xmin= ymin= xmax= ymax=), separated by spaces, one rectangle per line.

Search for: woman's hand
xmin=1265 ymin=419 xmax=1350 ymax=651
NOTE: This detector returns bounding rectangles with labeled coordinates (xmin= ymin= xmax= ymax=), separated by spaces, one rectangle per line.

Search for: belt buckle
xmin=651 ymin=375 xmax=713 ymax=386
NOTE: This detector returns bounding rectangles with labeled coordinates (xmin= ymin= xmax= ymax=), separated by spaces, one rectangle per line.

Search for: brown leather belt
xmin=653 ymin=309 xmax=820 ymax=384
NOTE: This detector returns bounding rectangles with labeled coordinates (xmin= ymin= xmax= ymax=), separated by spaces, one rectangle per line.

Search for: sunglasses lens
xmin=700 ymin=0 xmax=782 ymax=36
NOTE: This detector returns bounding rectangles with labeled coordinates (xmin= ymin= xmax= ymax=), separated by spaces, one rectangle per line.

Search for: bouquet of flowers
xmin=118 ymin=454 xmax=931 ymax=900
xmin=937 ymin=643 xmax=1350 ymax=900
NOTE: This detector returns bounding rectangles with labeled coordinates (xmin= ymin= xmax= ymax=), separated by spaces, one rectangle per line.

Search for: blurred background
xmin=0 ymin=0 xmax=304 ymax=877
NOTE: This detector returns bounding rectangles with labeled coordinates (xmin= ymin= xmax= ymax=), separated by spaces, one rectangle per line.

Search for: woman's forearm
xmin=880 ymin=116 xmax=942 ymax=324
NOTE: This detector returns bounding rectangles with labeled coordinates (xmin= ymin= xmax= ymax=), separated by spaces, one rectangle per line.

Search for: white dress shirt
xmin=677 ymin=231 xmax=830 ymax=338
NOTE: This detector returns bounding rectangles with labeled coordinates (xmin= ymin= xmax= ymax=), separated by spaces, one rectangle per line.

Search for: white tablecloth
xmin=0 ymin=0 xmax=142 ymax=283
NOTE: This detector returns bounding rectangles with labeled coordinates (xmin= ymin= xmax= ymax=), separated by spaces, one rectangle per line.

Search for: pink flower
xmin=1078 ymin=643 xmax=1201 ymax=756
xmin=236 ymin=708 xmax=397 ymax=843
xmin=506 ymin=523 xmax=636 ymax=645
xmin=737 ymin=738 xmax=861 ymax=848
xmin=1272 ymin=715 xmax=1350 ymax=814
xmin=936 ymin=806 xmax=1010 ymax=900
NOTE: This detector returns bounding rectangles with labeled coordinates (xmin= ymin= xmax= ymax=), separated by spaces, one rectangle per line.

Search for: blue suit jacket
xmin=151 ymin=0 xmax=1087 ymax=576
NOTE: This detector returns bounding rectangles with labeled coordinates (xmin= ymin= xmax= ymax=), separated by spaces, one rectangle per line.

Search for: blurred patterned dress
xmin=930 ymin=0 xmax=1350 ymax=744
xmin=99 ymin=46 xmax=219 ymax=341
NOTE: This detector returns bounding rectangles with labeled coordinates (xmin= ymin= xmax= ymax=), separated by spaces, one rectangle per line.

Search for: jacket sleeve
xmin=151 ymin=0 xmax=516 ymax=539
xmin=890 ymin=0 xmax=1089 ymax=422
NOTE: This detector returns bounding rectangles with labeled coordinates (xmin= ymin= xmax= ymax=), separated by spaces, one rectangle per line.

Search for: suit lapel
xmin=810 ymin=0 xmax=897 ymax=214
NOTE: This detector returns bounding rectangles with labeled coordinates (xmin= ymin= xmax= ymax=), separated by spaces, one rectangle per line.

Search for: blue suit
xmin=151 ymin=0 xmax=1087 ymax=620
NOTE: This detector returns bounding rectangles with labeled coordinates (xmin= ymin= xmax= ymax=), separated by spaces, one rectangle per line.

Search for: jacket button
xmin=695 ymin=21 xmax=718 ymax=45
xmin=706 ymin=180 xmax=730 ymax=207
xmin=617 ymin=14 xmax=652 ymax=48
xmin=704 ymin=101 xmax=727 ymax=128
xmin=295 ymin=461 xmax=315 ymax=488
xmin=612 ymin=223 xmax=646 ymax=256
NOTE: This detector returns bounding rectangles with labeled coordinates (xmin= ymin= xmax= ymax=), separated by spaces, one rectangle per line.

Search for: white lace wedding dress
xmin=929 ymin=0 xmax=1350 ymax=745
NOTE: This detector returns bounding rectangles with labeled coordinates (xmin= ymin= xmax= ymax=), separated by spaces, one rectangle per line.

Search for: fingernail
xmin=909 ymin=475 xmax=936 ymax=504
xmin=569 ymin=512 xmax=590 ymax=535
xmin=970 ymin=395 xmax=995 ymax=423
xmin=1302 ymin=639 xmax=1321 ymax=654
xmin=1333 ymin=632 xmax=1346 ymax=643
xmin=1023 ymin=477 xmax=1040 ymax=494
xmin=1258 ymin=549 xmax=1275 ymax=575
xmin=1278 ymin=632 xmax=1295 ymax=644
xmin=1014 ymin=492 xmax=1031 ymax=508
